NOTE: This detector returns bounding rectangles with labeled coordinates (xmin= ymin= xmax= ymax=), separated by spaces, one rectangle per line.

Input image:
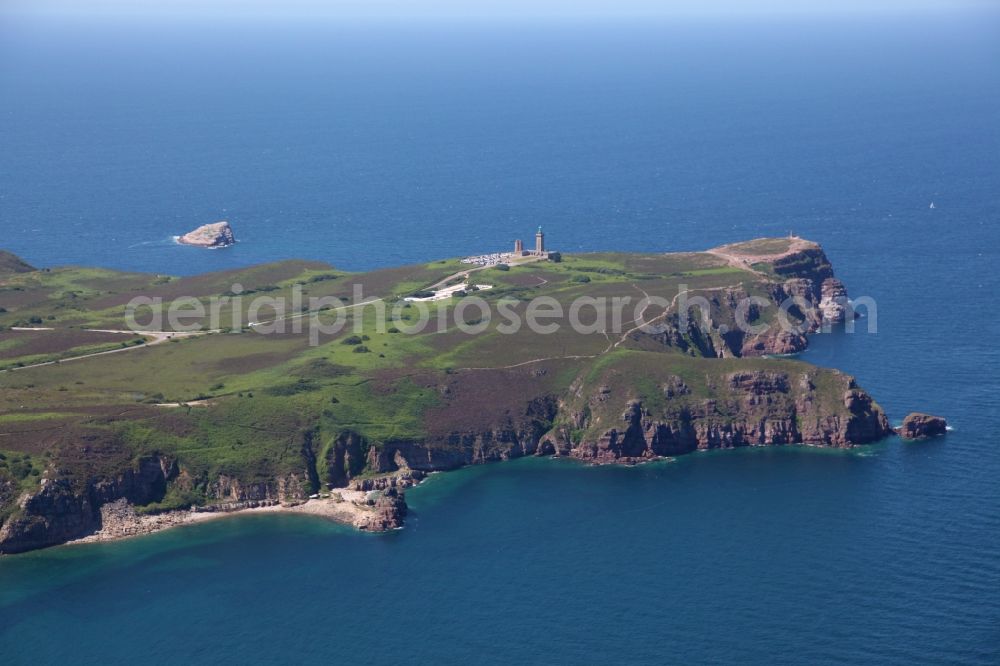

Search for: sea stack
xmin=177 ymin=221 xmax=236 ymax=248
xmin=897 ymin=412 xmax=948 ymax=440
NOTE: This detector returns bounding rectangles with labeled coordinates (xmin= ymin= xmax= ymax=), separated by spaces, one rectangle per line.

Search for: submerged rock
xmin=178 ymin=221 xmax=236 ymax=248
xmin=898 ymin=413 xmax=948 ymax=440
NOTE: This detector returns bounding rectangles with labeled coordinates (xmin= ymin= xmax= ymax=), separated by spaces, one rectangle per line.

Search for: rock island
xmin=177 ymin=220 xmax=236 ymax=248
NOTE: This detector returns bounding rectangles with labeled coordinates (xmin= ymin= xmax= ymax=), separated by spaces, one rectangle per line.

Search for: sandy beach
xmin=67 ymin=488 xmax=382 ymax=546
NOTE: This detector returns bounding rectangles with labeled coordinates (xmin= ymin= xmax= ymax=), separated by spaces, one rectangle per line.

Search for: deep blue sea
xmin=1 ymin=10 xmax=999 ymax=664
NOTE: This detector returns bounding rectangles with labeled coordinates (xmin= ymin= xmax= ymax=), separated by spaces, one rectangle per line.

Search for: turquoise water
xmin=2 ymin=10 xmax=1000 ymax=665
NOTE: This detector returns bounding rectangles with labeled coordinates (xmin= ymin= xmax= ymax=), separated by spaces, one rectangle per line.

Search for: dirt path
xmin=706 ymin=235 xmax=814 ymax=279
xmin=0 ymin=329 xmax=214 ymax=373
xmin=428 ymin=268 xmax=480 ymax=291
xmin=247 ymin=298 xmax=384 ymax=328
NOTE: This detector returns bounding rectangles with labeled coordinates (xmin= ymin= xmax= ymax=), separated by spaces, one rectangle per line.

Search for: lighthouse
xmin=535 ymin=226 xmax=545 ymax=255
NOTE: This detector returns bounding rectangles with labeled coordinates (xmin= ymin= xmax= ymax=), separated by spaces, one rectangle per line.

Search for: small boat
xmin=929 ymin=202 xmax=936 ymax=209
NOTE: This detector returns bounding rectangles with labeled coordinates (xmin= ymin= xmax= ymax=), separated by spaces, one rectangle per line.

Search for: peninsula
xmin=0 ymin=237 xmax=939 ymax=553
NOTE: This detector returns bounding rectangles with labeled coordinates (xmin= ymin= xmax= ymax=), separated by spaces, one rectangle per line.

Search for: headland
xmin=0 ymin=235 xmax=939 ymax=553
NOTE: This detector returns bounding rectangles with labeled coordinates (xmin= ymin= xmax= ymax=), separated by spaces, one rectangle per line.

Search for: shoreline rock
xmin=177 ymin=221 xmax=236 ymax=248
xmin=897 ymin=413 xmax=948 ymax=440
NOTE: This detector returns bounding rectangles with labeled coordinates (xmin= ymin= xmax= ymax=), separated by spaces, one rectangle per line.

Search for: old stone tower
xmin=514 ymin=238 xmax=523 ymax=254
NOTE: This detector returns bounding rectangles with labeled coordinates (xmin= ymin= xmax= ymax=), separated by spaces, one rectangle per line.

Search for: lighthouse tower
xmin=534 ymin=226 xmax=545 ymax=255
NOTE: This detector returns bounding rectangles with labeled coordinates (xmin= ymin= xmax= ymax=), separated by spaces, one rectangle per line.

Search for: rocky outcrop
xmin=80 ymin=498 xmax=205 ymax=540
xmin=192 ymin=499 xmax=280 ymax=512
xmin=898 ymin=413 xmax=948 ymax=439
xmin=177 ymin=221 xmax=236 ymax=248
xmin=767 ymin=246 xmax=853 ymax=327
xmin=771 ymin=245 xmax=835 ymax=283
xmin=740 ymin=329 xmax=809 ymax=357
xmin=356 ymin=487 xmax=407 ymax=531
xmin=669 ymin=240 xmax=860 ymax=360
xmin=206 ymin=473 xmax=311 ymax=503
xmin=819 ymin=278 xmax=850 ymax=323
xmin=349 ymin=470 xmax=426 ymax=492
xmin=89 ymin=455 xmax=177 ymax=506
xmin=839 ymin=388 xmax=894 ymax=444
xmin=324 ymin=430 xmax=369 ymax=488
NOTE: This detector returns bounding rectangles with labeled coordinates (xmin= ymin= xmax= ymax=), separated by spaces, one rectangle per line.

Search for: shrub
xmin=307 ymin=273 xmax=340 ymax=283
xmin=571 ymin=274 xmax=591 ymax=283
xmin=352 ymin=345 xmax=370 ymax=353
xmin=264 ymin=379 xmax=318 ymax=396
xmin=342 ymin=335 xmax=363 ymax=345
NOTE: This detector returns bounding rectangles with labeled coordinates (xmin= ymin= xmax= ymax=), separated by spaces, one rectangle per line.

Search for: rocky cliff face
xmin=559 ymin=369 xmax=891 ymax=464
xmin=177 ymin=221 xmax=236 ymax=248
xmin=0 ymin=454 xmax=177 ymax=554
xmin=332 ymin=365 xmax=890 ymax=476
xmin=324 ymin=430 xmax=369 ymax=488
xmin=204 ymin=473 xmax=311 ymax=503
xmin=362 ymin=395 xmax=560 ymax=475
xmin=0 ymin=480 xmax=96 ymax=554
xmin=641 ymin=242 xmax=855 ymax=359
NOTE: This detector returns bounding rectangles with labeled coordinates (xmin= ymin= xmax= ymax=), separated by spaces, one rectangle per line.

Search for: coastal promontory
xmin=0 ymin=238 xmax=933 ymax=553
